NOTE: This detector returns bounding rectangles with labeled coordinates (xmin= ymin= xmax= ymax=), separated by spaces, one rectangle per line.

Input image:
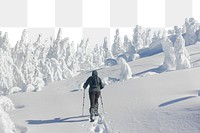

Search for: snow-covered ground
xmin=5 ymin=43 xmax=200 ymax=133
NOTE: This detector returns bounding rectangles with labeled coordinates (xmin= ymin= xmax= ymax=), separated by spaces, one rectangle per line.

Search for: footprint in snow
xmin=90 ymin=115 xmax=110 ymax=133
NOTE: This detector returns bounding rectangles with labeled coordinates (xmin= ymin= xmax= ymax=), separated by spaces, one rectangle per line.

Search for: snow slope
xmin=8 ymin=43 xmax=200 ymax=133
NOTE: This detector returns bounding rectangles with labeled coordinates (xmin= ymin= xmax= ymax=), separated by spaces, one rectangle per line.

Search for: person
xmin=83 ymin=70 xmax=104 ymax=121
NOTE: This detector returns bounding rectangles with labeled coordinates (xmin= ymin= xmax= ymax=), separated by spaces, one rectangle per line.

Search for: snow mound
xmin=140 ymin=71 xmax=158 ymax=77
xmin=105 ymin=59 xmax=117 ymax=66
xmin=102 ymin=77 xmax=119 ymax=85
xmin=8 ymin=87 xmax=22 ymax=95
xmin=26 ymin=84 xmax=35 ymax=92
xmin=138 ymin=40 xmax=163 ymax=58
xmin=34 ymin=77 xmax=45 ymax=92
xmin=132 ymin=53 xmax=140 ymax=61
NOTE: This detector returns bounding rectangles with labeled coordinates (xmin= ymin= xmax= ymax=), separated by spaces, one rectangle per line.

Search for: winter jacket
xmin=83 ymin=70 xmax=104 ymax=92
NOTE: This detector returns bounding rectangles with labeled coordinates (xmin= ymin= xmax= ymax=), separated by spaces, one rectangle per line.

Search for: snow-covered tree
xmin=92 ymin=44 xmax=101 ymax=67
xmin=0 ymin=96 xmax=15 ymax=111
xmin=112 ymin=29 xmax=124 ymax=56
xmin=0 ymin=32 xmax=11 ymax=55
xmin=99 ymin=46 xmax=105 ymax=65
xmin=161 ymin=31 xmax=176 ymax=70
xmin=0 ymin=32 xmax=18 ymax=94
xmin=58 ymin=37 xmax=69 ymax=60
xmin=174 ymin=29 xmax=191 ymax=70
xmin=81 ymin=54 xmax=94 ymax=71
xmin=1 ymin=19 xmax=199 ymax=95
xmin=123 ymin=35 xmax=136 ymax=61
xmin=83 ymin=38 xmax=89 ymax=56
xmin=196 ymin=25 xmax=200 ymax=42
xmin=132 ymin=25 xmax=143 ymax=51
xmin=70 ymin=57 xmax=80 ymax=73
xmin=103 ymin=37 xmax=113 ymax=59
xmin=123 ymin=35 xmax=131 ymax=52
xmin=50 ymin=58 xmax=63 ymax=81
xmin=184 ymin=18 xmax=198 ymax=45
xmin=143 ymin=29 xmax=152 ymax=47
xmin=59 ymin=58 xmax=73 ymax=79
xmin=76 ymin=39 xmax=85 ymax=64
xmin=0 ymin=96 xmax=16 ymax=133
xmin=152 ymin=30 xmax=163 ymax=43
xmin=119 ymin=58 xmax=133 ymax=81
xmin=40 ymin=58 xmax=53 ymax=83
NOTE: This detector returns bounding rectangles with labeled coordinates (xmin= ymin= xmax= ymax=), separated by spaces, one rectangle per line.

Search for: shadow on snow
xmin=159 ymin=96 xmax=196 ymax=107
xmin=70 ymin=89 xmax=80 ymax=92
xmin=26 ymin=115 xmax=89 ymax=124
xmin=133 ymin=66 xmax=166 ymax=77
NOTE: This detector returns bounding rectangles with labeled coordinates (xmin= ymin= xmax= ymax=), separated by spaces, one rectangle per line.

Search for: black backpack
xmin=91 ymin=76 xmax=100 ymax=88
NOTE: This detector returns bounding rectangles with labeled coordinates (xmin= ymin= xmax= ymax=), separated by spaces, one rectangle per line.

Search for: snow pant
xmin=89 ymin=91 xmax=100 ymax=115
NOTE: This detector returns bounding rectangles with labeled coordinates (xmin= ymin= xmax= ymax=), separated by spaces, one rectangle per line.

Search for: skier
xmin=83 ymin=70 xmax=104 ymax=122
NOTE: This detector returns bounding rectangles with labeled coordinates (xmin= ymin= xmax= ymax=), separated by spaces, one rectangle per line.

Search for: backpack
xmin=91 ymin=76 xmax=100 ymax=88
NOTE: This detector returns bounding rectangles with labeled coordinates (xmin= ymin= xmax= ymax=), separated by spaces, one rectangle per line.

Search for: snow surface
xmin=6 ymin=43 xmax=200 ymax=133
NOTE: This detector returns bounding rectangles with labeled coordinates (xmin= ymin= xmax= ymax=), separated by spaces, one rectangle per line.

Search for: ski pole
xmin=82 ymin=89 xmax=86 ymax=116
xmin=100 ymin=93 xmax=105 ymax=114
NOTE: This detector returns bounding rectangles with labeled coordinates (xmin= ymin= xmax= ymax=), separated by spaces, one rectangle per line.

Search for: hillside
xmin=7 ymin=43 xmax=200 ymax=133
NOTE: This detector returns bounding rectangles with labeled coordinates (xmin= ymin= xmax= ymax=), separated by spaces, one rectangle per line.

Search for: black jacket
xmin=83 ymin=70 xmax=104 ymax=91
